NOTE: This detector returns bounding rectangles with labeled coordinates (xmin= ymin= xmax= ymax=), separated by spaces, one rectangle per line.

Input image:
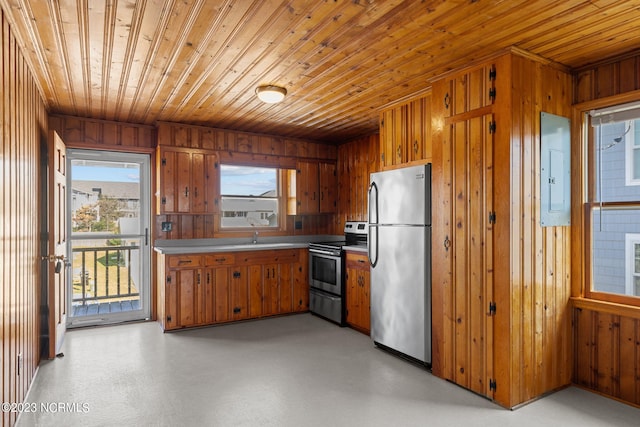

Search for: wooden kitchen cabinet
xmin=292 ymin=249 xmax=309 ymax=312
xmin=345 ymin=251 xmax=370 ymax=334
xmin=287 ymin=161 xmax=337 ymax=214
xmin=430 ymin=50 xmax=572 ymax=408
xmin=230 ymin=266 xmax=249 ymax=320
xmin=157 ymin=248 xmax=309 ymax=331
xmin=157 ymin=146 xmax=218 ymax=214
xmin=379 ymin=93 xmax=432 ymax=170
xmin=161 ymin=254 xmax=212 ymax=329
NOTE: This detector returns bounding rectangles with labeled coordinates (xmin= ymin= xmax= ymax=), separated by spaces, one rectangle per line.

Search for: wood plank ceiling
xmin=1 ymin=0 xmax=640 ymax=142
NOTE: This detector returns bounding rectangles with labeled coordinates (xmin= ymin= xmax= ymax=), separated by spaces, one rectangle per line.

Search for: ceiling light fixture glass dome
xmin=255 ymin=85 xmax=287 ymax=103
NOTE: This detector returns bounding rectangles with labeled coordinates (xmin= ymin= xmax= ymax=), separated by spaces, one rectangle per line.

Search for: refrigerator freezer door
xmin=369 ymin=164 xmax=431 ymax=226
xmin=370 ymin=224 xmax=431 ymax=364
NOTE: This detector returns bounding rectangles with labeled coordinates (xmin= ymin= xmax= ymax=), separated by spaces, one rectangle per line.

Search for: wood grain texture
xmin=574 ymin=50 xmax=640 ymax=104
xmin=431 ymin=51 xmax=573 ymax=408
xmin=573 ymin=305 xmax=640 ymax=407
xmin=335 ymin=134 xmax=379 ymax=234
xmin=0 ymin=9 xmax=47 ymax=427
xmin=572 ymin=51 xmax=640 ymax=409
xmin=3 ymin=1 xmax=640 ymax=142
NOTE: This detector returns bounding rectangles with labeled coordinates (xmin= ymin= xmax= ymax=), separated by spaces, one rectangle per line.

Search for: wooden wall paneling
xmin=573 ymin=52 xmax=640 ymax=407
xmin=49 ymin=115 xmax=155 ymax=149
xmin=1 ymin=9 xmax=47 ymax=427
xmin=336 ymin=134 xmax=379 ymax=234
xmin=574 ymin=51 xmax=640 ymax=104
xmin=619 ymin=316 xmax=638 ymax=403
xmin=430 ymin=76 xmax=450 ymax=380
xmin=573 ymin=306 xmax=640 ymax=407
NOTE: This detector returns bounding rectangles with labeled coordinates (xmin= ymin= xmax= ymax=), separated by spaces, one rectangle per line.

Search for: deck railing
xmin=72 ymin=245 xmax=140 ymax=306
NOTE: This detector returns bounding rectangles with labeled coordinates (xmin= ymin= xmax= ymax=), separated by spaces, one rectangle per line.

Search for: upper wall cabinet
xmin=287 ymin=161 xmax=337 ymax=215
xmin=157 ymin=146 xmax=218 ymax=214
xmin=379 ymin=93 xmax=432 ymax=169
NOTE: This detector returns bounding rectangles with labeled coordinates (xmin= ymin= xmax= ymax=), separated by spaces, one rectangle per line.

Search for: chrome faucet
xmin=253 ymin=230 xmax=259 ymax=244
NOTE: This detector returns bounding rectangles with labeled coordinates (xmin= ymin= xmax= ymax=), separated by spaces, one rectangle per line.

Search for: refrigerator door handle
xmin=368 ymin=225 xmax=379 ymax=267
xmin=368 ymin=181 xmax=378 ymax=225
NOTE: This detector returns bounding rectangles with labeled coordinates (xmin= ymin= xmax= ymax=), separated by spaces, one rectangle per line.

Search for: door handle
xmin=42 ymin=254 xmax=64 ymax=262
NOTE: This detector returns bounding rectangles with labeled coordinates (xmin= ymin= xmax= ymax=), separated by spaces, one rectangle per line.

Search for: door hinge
xmin=161 ymin=158 xmax=167 ymax=166
xmin=488 ymin=211 xmax=496 ymax=224
xmin=167 ymin=275 xmax=172 ymax=284
xmin=489 ymin=66 xmax=497 ymax=81
xmin=489 ymin=87 xmax=496 ymax=101
xmin=489 ymin=301 xmax=496 ymax=316
xmin=489 ymin=379 xmax=497 ymax=392
xmin=489 ymin=121 xmax=496 ymax=134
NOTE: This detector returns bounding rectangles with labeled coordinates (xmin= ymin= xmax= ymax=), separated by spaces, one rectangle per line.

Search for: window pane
xmin=595 ymin=121 xmax=640 ymax=198
xmin=592 ymin=209 xmax=640 ymax=295
xmin=220 ymin=165 xmax=278 ymax=228
xmin=634 ymin=148 xmax=640 ymax=180
xmin=71 ymin=160 xmax=141 ymax=235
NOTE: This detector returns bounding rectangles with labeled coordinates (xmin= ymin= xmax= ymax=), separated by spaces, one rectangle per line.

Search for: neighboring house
xmin=220 ymin=190 xmax=278 ymax=228
xmin=592 ymin=119 xmax=640 ymax=296
xmin=71 ymin=180 xmax=141 ymax=224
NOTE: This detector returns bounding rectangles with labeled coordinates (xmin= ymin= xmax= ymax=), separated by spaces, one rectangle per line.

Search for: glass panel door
xmin=67 ymin=150 xmax=151 ymax=327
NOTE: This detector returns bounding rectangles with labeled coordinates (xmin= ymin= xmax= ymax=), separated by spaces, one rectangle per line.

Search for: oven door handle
xmin=309 ymin=249 xmax=341 ymax=257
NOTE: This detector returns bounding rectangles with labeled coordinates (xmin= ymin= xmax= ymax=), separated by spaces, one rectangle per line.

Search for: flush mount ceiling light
xmin=255 ymin=85 xmax=287 ymax=103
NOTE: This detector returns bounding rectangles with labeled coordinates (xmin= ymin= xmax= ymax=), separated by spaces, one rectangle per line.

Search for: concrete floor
xmin=18 ymin=314 xmax=640 ymax=426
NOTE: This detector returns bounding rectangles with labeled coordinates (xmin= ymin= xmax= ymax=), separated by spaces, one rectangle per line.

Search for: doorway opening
xmin=67 ymin=150 xmax=151 ymax=327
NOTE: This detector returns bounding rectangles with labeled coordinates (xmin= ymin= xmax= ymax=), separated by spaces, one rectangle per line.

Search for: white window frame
xmin=625 ymin=233 xmax=640 ymax=296
xmin=625 ymin=120 xmax=640 ymax=186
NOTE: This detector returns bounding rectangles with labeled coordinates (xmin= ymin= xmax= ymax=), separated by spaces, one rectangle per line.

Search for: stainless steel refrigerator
xmin=368 ymin=163 xmax=431 ymax=365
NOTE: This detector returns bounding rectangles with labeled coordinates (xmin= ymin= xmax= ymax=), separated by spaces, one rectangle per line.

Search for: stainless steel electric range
xmin=308 ymin=221 xmax=367 ymax=325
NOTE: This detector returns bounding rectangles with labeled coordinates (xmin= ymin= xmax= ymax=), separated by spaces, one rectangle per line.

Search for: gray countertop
xmin=154 ymin=234 xmax=344 ymax=255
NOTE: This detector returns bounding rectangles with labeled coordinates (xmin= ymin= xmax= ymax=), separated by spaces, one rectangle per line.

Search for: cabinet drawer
xmin=167 ymin=255 xmax=202 ymax=269
xmin=235 ymin=249 xmax=299 ymax=265
xmin=204 ymin=253 xmax=236 ymax=266
xmin=345 ymin=252 xmax=369 ymax=270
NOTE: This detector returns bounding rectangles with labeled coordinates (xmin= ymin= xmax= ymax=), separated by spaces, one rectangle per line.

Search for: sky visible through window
xmin=220 ymin=165 xmax=277 ymax=196
xmin=72 ymin=162 xmax=140 ymax=182
xmin=71 ymin=162 xmax=277 ymax=196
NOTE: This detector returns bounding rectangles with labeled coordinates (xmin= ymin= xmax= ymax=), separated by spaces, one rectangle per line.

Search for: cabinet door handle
xmin=194 ymin=187 xmax=198 ymax=198
xmin=184 ymin=187 xmax=189 ymax=197
xmin=207 ymin=272 xmax=211 ymax=284
xmin=215 ymin=257 xmax=226 ymax=263
xmin=397 ymin=146 xmax=402 ymax=158
xmin=178 ymin=259 xmax=192 ymax=265
xmin=444 ymin=235 xmax=451 ymax=252
xmin=444 ymin=92 xmax=450 ymax=109
xmin=266 ymin=269 xmax=270 ymax=279
xmin=197 ymin=273 xmax=201 ymax=285
xmin=272 ymin=268 xmax=275 ymax=278
xmin=414 ymin=140 xmax=419 ymax=154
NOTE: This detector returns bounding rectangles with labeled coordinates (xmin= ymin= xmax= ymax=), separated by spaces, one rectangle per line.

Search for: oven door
xmin=309 ymin=249 xmax=342 ymax=296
